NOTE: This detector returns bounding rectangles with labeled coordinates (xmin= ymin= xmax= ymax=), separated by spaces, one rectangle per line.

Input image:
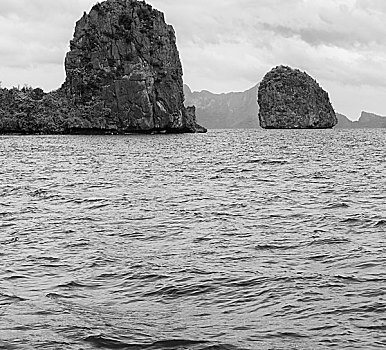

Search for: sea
xmin=0 ymin=129 xmax=385 ymax=350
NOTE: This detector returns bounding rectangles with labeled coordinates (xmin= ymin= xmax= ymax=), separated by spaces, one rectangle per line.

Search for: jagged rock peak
xmin=62 ymin=0 xmax=206 ymax=133
xmin=258 ymin=65 xmax=337 ymax=129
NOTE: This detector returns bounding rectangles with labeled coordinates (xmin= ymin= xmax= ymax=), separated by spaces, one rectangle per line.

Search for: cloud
xmin=147 ymin=0 xmax=386 ymax=118
xmin=0 ymin=0 xmax=96 ymax=89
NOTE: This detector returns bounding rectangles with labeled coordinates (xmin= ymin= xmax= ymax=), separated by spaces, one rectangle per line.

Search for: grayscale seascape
xmin=1 ymin=129 xmax=385 ymax=349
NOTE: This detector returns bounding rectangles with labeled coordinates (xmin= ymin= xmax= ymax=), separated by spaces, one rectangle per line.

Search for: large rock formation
xmin=258 ymin=65 xmax=337 ymax=129
xmin=184 ymin=84 xmax=260 ymax=129
xmin=0 ymin=0 xmax=206 ymax=134
xmin=63 ymin=0 xmax=205 ymax=133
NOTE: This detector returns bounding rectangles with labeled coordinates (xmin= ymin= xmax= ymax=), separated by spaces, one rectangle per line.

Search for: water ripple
xmin=0 ymin=130 xmax=385 ymax=349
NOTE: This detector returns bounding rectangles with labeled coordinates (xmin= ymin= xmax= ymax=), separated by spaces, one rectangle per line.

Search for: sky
xmin=1 ymin=0 xmax=386 ymax=120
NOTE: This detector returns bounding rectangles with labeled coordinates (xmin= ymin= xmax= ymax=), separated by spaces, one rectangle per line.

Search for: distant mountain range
xmin=336 ymin=112 xmax=386 ymax=128
xmin=184 ymin=84 xmax=386 ymax=129
xmin=183 ymin=84 xmax=260 ymax=129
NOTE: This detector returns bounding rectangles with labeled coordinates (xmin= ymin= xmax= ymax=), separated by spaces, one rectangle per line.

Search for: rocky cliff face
xmin=0 ymin=0 xmax=205 ymax=134
xmin=63 ymin=0 xmax=205 ymax=133
xmin=184 ymin=84 xmax=260 ymax=129
xmin=258 ymin=66 xmax=337 ymax=129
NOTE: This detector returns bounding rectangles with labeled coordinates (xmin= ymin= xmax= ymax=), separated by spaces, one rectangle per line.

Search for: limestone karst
xmin=0 ymin=0 xmax=206 ymax=134
xmin=258 ymin=65 xmax=337 ymax=129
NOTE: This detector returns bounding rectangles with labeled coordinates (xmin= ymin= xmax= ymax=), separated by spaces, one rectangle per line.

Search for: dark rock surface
xmin=258 ymin=65 xmax=337 ymax=129
xmin=0 ymin=0 xmax=206 ymax=134
xmin=184 ymin=84 xmax=260 ymax=129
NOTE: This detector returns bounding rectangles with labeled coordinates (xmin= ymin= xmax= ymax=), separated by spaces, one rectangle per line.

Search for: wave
xmin=374 ymin=219 xmax=386 ymax=227
xmin=144 ymin=283 xmax=216 ymax=299
xmin=255 ymin=243 xmax=299 ymax=251
xmin=2 ymin=130 xmax=385 ymax=350
xmin=245 ymin=159 xmax=288 ymax=165
xmin=83 ymin=335 xmax=242 ymax=350
xmin=324 ymin=202 xmax=350 ymax=209
xmin=308 ymin=237 xmax=351 ymax=246
xmin=0 ymin=292 xmax=27 ymax=306
xmin=0 ymin=237 xmax=18 ymax=245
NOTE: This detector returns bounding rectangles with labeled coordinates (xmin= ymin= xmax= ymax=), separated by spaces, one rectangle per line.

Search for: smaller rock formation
xmin=258 ymin=65 xmax=337 ymax=129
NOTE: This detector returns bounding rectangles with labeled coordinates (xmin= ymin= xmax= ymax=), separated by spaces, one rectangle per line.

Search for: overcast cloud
xmin=1 ymin=0 xmax=386 ymax=119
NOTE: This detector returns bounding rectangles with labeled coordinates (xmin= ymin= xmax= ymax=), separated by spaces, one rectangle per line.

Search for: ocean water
xmin=0 ymin=129 xmax=385 ymax=350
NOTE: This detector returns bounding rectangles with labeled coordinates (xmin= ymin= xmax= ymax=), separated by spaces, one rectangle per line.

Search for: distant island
xmin=336 ymin=112 xmax=386 ymax=128
xmin=0 ymin=0 xmax=206 ymax=135
xmin=185 ymin=85 xmax=386 ymax=129
xmin=183 ymin=84 xmax=260 ymax=129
